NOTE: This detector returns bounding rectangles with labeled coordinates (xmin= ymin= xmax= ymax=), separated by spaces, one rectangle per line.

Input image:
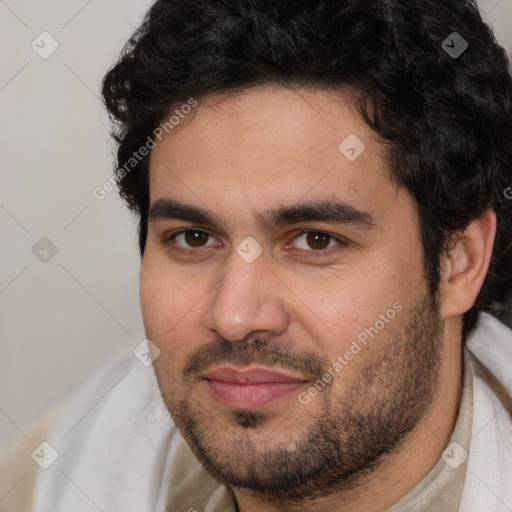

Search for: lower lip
xmin=204 ymin=380 xmax=308 ymax=410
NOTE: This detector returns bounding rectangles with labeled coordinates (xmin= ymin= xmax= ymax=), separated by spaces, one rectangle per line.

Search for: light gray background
xmin=1 ymin=0 xmax=511 ymax=445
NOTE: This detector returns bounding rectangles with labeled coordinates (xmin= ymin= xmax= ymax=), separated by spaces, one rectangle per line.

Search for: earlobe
xmin=441 ymin=210 xmax=497 ymax=317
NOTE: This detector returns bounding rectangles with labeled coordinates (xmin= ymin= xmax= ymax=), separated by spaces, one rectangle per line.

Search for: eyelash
xmin=163 ymin=228 xmax=349 ymax=258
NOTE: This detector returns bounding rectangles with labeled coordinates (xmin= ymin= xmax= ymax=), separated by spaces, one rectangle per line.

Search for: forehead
xmin=148 ymin=85 xmax=406 ymax=229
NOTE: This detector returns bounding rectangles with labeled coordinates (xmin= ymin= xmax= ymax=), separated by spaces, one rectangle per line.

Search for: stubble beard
xmin=157 ymin=288 xmax=443 ymax=505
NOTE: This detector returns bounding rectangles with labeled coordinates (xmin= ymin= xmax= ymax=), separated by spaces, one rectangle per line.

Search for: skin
xmin=140 ymin=85 xmax=496 ymax=512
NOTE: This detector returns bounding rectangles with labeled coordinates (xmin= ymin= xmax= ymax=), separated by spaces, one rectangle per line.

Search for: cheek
xmin=289 ymin=268 xmax=392 ymax=325
xmin=290 ymin=263 xmax=413 ymax=359
xmin=139 ymin=258 xmax=200 ymax=355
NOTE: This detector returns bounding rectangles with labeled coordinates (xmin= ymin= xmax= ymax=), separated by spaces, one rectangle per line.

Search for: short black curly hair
xmin=101 ymin=0 xmax=512 ymax=337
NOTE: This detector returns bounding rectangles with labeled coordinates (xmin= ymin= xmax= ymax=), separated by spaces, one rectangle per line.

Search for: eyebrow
xmin=148 ymin=198 xmax=376 ymax=232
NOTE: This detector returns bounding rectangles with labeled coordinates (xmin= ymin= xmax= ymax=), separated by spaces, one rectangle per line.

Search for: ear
xmin=440 ymin=209 xmax=497 ymax=317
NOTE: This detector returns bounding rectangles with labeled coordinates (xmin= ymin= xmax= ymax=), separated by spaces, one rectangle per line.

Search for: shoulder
xmin=25 ymin=348 xmax=180 ymax=511
xmin=459 ymin=313 xmax=512 ymax=510
xmin=466 ymin=312 xmax=512 ymax=402
xmin=0 ymin=346 xmax=172 ymax=512
xmin=0 ymin=397 xmax=67 ymax=512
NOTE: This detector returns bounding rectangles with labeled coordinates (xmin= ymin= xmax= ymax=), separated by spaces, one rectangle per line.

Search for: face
xmin=140 ymin=85 xmax=444 ymax=501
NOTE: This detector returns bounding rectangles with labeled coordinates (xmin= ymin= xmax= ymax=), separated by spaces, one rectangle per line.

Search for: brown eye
xmin=290 ymin=230 xmax=348 ymax=256
xmin=171 ymin=229 xmax=217 ymax=249
xmin=305 ymin=232 xmax=331 ymax=250
xmin=184 ymin=230 xmax=210 ymax=247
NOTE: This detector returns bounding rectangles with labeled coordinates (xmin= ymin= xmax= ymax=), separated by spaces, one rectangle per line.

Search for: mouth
xmin=202 ymin=365 xmax=310 ymax=411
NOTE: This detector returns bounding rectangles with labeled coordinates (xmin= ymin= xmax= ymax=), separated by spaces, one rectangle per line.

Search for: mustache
xmin=183 ymin=337 xmax=329 ymax=383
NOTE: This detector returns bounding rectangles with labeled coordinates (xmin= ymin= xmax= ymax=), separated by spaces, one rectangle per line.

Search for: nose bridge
xmin=204 ymin=250 xmax=289 ymax=341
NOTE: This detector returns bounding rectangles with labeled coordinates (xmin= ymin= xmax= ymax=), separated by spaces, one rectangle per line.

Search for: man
xmin=1 ymin=0 xmax=512 ymax=511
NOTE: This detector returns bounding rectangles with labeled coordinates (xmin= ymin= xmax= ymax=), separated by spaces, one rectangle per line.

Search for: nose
xmin=203 ymin=253 xmax=290 ymax=342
